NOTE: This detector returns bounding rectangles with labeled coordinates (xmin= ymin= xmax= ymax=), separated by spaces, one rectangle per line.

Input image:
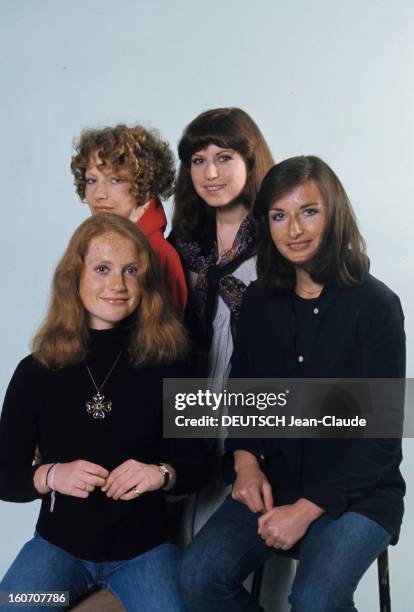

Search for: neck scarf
xmin=173 ymin=215 xmax=256 ymax=349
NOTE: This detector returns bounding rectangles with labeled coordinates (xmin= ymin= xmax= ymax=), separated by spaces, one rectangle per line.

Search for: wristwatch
xmin=157 ymin=463 xmax=171 ymax=489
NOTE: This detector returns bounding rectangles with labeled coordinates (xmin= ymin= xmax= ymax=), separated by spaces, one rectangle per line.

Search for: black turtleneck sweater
xmin=0 ymin=328 xmax=207 ymax=561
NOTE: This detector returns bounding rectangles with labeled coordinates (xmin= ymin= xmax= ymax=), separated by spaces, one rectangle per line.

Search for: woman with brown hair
xmin=170 ymin=107 xmax=274 ymax=385
xmin=71 ymin=124 xmax=187 ymax=313
xmin=178 ymin=156 xmax=405 ymax=611
xmin=168 ymin=108 xmax=274 ymax=541
xmin=0 ymin=214 xmax=206 ymax=612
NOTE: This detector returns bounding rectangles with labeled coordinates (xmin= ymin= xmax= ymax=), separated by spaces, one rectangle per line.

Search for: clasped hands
xmin=34 ymin=459 xmax=168 ymax=501
xmin=232 ymin=450 xmax=323 ymax=551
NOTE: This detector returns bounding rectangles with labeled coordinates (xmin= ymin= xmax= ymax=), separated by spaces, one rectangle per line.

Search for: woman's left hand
xmin=258 ymin=498 xmax=324 ymax=550
xmin=102 ymin=460 xmax=165 ymax=500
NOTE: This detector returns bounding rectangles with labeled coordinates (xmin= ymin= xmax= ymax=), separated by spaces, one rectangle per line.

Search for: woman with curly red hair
xmin=71 ymin=124 xmax=187 ymax=313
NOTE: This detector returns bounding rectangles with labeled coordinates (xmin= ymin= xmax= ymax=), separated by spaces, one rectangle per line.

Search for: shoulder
xmin=151 ymin=235 xmax=183 ymax=271
xmin=353 ymin=274 xmax=401 ymax=303
xmin=13 ymin=354 xmax=48 ymax=377
xmin=3 ymin=354 xmax=49 ymax=403
xmin=344 ymin=275 xmax=404 ymax=319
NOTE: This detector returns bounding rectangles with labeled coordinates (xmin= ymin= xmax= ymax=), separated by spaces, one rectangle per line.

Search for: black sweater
xmin=0 ymin=327 xmax=207 ymax=561
xmin=225 ymin=275 xmax=406 ymax=543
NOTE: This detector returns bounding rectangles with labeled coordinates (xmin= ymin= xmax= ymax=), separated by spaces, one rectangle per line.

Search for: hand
xmin=232 ymin=451 xmax=273 ymax=514
xmin=102 ymin=460 xmax=166 ymax=501
xmin=34 ymin=461 xmax=108 ymax=498
xmin=258 ymin=499 xmax=324 ymax=550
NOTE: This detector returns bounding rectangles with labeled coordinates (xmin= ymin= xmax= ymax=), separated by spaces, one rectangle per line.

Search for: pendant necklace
xmin=84 ymin=351 xmax=122 ymax=420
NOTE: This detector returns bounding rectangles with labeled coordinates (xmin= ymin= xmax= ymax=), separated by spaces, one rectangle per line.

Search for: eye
xmin=111 ymin=177 xmax=126 ymax=184
xmin=125 ymin=266 xmax=138 ymax=276
xmin=218 ymin=154 xmax=232 ymax=162
xmin=303 ymin=207 xmax=318 ymax=216
xmin=269 ymin=211 xmax=285 ymax=222
xmin=191 ymin=157 xmax=204 ymax=166
xmin=85 ymin=177 xmax=96 ymax=185
xmin=95 ymin=265 xmax=109 ymax=274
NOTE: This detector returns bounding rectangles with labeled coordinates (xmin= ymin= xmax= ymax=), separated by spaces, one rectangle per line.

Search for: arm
xmin=102 ymin=438 xmax=210 ymax=500
xmin=225 ymin=285 xmax=272 ymax=510
xmin=0 ymin=359 xmax=42 ymax=502
xmin=231 ymin=449 xmax=273 ymax=514
xmin=303 ymin=288 xmax=406 ymax=517
xmin=0 ymin=358 xmax=108 ymax=502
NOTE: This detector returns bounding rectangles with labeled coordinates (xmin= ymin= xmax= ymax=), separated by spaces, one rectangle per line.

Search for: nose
xmin=288 ymin=217 xmax=303 ymax=239
xmin=94 ymin=180 xmax=108 ymax=200
xmin=109 ymin=272 xmax=127 ymax=292
xmin=205 ymin=160 xmax=219 ymax=180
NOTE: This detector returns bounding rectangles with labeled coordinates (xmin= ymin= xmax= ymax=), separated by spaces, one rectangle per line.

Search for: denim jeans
xmin=0 ymin=533 xmax=187 ymax=611
xmin=178 ymin=496 xmax=391 ymax=612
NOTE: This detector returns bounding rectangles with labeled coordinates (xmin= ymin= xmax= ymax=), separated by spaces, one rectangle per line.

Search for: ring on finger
xmin=133 ymin=486 xmax=140 ymax=496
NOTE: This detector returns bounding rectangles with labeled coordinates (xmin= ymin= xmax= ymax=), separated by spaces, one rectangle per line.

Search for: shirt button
xmin=298 ymin=355 xmax=304 ymax=363
xmin=313 ymin=307 xmax=319 ymax=314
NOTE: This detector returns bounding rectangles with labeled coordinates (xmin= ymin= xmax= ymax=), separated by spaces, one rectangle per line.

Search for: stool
xmin=70 ymin=590 xmax=124 ymax=611
xmin=251 ymin=547 xmax=391 ymax=611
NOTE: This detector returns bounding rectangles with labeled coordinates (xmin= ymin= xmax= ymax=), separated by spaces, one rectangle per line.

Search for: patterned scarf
xmin=172 ymin=215 xmax=256 ymax=349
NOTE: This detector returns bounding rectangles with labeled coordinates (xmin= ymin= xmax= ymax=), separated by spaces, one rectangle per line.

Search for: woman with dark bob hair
xmin=0 ymin=214 xmax=206 ymax=612
xmin=170 ymin=107 xmax=274 ymax=384
xmin=169 ymin=107 xmax=274 ymax=541
xmin=71 ymin=124 xmax=187 ymax=313
xmin=178 ymin=156 xmax=405 ymax=611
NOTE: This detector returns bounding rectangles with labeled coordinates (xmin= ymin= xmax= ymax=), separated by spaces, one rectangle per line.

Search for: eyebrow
xmin=90 ymin=259 xmax=139 ymax=265
xmin=269 ymin=202 xmax=322 ymax=211
xmin=192 ymin=149 xmax=233 ymax=156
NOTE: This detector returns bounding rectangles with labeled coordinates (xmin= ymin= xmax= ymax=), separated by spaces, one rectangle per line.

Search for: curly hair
xmin=254 ymin=156 xmax=369 ymax=289
xmin=71 ymin=124 xmax=176 ymax=205
xmin=32 ymin=214 xmax=188 ymax=369
xmin=171 ymin=107 xmax=274 ymax=241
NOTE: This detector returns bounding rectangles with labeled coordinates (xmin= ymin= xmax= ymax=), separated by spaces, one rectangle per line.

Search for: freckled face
xmin=84 ymin=152 xmax=138 ymax=220
xmin=268 ymin=180 xmax=327 ymax=266
xmin=190 ymin=144 xmax=247 ymax=208
xmin=79 ymin=232 xmax=140 ymax=330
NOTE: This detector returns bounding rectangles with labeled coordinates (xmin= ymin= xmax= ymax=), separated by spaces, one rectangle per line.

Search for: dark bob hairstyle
xmin=172 ymin=107 xmax=274 ymax=241
xmin=254 ymin=155 xmax=369 ymax=289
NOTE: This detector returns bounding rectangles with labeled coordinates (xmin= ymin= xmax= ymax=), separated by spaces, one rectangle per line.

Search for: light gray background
xmin=0 ymin=1 xmax=413 ymax=610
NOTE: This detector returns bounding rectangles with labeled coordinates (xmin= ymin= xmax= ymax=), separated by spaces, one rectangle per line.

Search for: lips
xmin=101 ymin=298 xmax=129 ymax=305
xmin=94 ymin=206 xmax=114 ymax=212
xmin=287 ymin=241 xmax=311 ymax=250
xmin=204 ymin=185 xmax=225 ymax=192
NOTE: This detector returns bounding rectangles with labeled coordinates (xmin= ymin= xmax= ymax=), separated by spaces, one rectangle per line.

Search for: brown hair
xmin=71 ymin=124 xmax=175 ymax=205
xmin=171 ymin=107 xmax=274 ymax=241
xmin=32 ymin=214 xmax=188 ymax=368
xmin=254 ymin=156 xmax=369 ymax=289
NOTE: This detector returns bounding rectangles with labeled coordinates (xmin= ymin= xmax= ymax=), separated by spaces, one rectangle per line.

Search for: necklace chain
xmin=85 ymin=351 xmax=122 ymax=394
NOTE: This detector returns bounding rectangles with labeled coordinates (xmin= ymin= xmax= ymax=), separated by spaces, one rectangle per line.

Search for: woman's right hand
xmin=231 ymin=450 xmax=273 ymax=514
xmin=34 ymin=461 xmax=109 ymax=499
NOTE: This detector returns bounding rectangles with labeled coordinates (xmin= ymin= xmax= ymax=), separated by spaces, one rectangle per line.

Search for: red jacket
xmin=136 ymin=199 xmax=187 ymax=314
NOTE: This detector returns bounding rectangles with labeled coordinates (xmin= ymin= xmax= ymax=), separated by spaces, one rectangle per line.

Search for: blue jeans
xmin=178 ymin=496 xmax=391 ymax=612
xmin=0 ymin=533 xmax=187 ymax=611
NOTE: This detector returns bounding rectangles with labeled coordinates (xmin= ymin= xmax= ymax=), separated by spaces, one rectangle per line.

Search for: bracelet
xmin=49 ymin=463 xmax=59 ymax=513
xmin=45 ymin=463 xmax=57 ymax=489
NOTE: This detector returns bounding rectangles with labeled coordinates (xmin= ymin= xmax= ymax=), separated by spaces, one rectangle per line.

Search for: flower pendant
xmin=86 ymin=393 xmax=112 ymax=420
